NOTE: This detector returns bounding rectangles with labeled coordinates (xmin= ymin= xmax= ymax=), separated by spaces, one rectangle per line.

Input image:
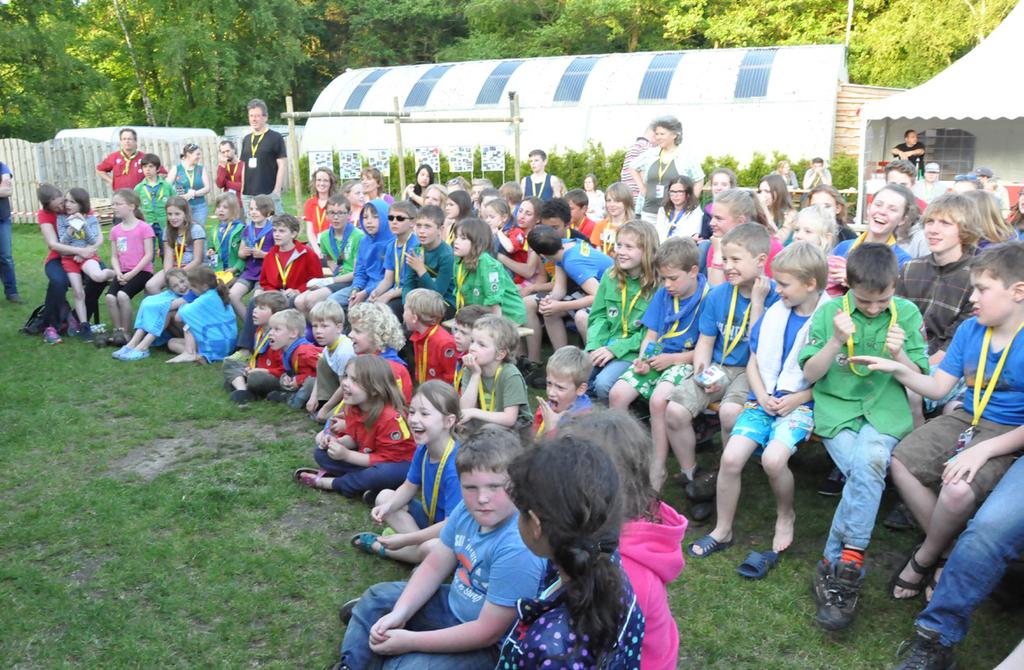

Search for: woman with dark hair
xmin=402 ymin=163 xmax=435 ymax=206
xmin=628 ymin=115 xmax=705 ymax=225
xmin=655 ymin=175 xmax=702 ymax=242
xmin=443 ymin=189 xmax=473 ymax=245
xmin=757 ymin=173 xmax=796 ymax=243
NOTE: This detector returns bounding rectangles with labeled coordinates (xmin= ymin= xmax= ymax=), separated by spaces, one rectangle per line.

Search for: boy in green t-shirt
xmin=134 ymin=153 xmax=175 ymax=252
xmin=799 ymin=243 xmax=928 ymax=631
xmin=318 ymin=194 xmax=364 ymax=285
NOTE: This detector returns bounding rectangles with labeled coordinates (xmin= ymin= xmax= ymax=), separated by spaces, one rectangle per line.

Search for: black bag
xmin=21 ymin=301 xmax=78 ymax=335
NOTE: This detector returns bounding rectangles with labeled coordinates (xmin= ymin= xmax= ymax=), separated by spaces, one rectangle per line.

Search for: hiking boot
xmin=42 ymin=327 xmax=62 ymax=345
xmin=685 ymin=467 xmax=718 ymax=502
xmin=230 ymin=389 xmax=256 ymax=405
xmin=7 ymin=293 xmax=24 ymax=304
xmin=884 ymin=503 xmax=919 ymax=532
xmin=338 ymin=598 xmax=360 ymax=626
xmin=818 ymin=467 xmax=846 ymax=496
xmin=110 ymin=328 xmax=128 ymax=347
xmin=812 ymin=559 xmax=832 ymax=609
xmin=689 ymin=501 xmax=715 ymax=522
xmin=814 ymin=560 xmax=865 ymax=631
xmin=893 ymin=628 xmax=956 ymax=670
xmin=266 ymin=390 xmax=292 ymax=404
xmin=76 ymin=322 xmax=94 ymax=342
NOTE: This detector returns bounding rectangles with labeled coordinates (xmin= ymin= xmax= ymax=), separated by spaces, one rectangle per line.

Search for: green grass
xmin=1 ymin=224 xmax=1020 ymax=668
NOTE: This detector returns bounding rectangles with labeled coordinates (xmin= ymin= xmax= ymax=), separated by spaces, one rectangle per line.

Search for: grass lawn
xmin=1 ymin=221 xmax=1021 ymax=669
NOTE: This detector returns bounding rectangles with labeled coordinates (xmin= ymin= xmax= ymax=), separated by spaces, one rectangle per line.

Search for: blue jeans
xmin=589 ymin=358 xmax=632 ymax=400
xmin=312 ymin=447 xmax=410 ymax=496
xmin=43 ymin=257 xmax=70 ymax=328
xmin=917 ymin=456 xmax=1024 ymax=646
xmin=0 ymin=216 xmax=17 ymax=296
xmin=329 ymin=284 xmax=356 ymax=308
xmin=189 ymin=200 xmax=208 ymax=227
xmin=822 ymin=424 xmax=898 ymax=562
xmin=340 ymin=582 xmax=499 ymax=670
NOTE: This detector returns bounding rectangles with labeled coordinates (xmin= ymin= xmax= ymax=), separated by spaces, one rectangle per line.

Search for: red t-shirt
xmin=383 ymin=358 xmax=414 ymax=404
xmin=216 ymin=162 xmax=244 ymax=205
xmin=259 ymin=242 xmax=322 ymax=291
xmin=575 ymin=216 xmax=596 ymax=238
xmin=251 ymin=338 xmax=285 ymax=377
xmin=504 ymin=226 xmax=530 ymax=284
xmin=96 ymin=151 xmax=147 ymax=192
xmin=38 ymin=208 xmax=60 ymax=264
xmin=343 ymin=404 xmax=416 ymax=465
xmin=410 ymin=325 xmax=458 ymax=385
xmin=303 ymin=198 xmax=330 ymax=238
xmin=282 ymin=341 xmax=322 ymax=387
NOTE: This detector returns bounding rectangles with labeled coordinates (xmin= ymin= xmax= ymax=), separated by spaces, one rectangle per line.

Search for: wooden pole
xmin=393 ymin=97 xmax=406 ymax=194
xmin=510 ymin=92 xmax=522 ymax=183
xmin=285 ymin=95 xmax=302 ymax=212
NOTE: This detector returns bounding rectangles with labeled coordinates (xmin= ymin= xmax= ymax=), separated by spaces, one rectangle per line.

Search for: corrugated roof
xmin=476 ymin=60 xmax=524 ymax=105
xmin=553 ymin=56 xmax=601 ymax=103
xmin=405 ymin=65 xmax=455 ymax=108
xmin=344 ymin=68 xmax=388 ymax=110
xmin=734 ymin=48 xmax=777 ymax=99
xmin=638 ymin=53 xmax=684 ymax=101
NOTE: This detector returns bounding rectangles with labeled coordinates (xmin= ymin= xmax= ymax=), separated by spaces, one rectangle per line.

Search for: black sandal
xmin=924 ymin=556 xmax=948 ymax=604
xmin=889 ymin=543 xmax=935 ymax=600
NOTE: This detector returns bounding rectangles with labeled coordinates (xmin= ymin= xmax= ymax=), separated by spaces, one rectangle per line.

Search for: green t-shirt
xmin=207 ymin=219 xmax=245 ymax=273
xmin=586 ymin=272 xmax=652 ymax=360
xmin=318 ymin=224 xmax=365 ymax=277
xmin=454 ymin=253 xmax=526 ymax=324
xmin=460 ymin=362 xmax=532 ymax=427
xmin=798 ymin=295 xmax=929 ymax=439
xmin=403 ymin=241 xmax=456 ymax=306
xmin=135 ymin=179 xmax=175 ymax=229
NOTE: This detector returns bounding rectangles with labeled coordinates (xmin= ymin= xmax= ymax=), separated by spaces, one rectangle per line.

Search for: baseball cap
xmin=924 ymin=162 xmax=940 ymax=173
xmin=953 ymin=173 xmax=979 ymax=182
xmin=974 ymin=167 xmax=994 ymax=178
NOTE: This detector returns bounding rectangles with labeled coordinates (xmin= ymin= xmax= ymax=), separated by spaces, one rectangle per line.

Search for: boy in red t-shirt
xmin=226 ymin=291 xmax=289 ymax=405
xmin=233 ymin=308 xmax=321 ymax=407
xmin=404 ymin=288 xmax=457 ymax=385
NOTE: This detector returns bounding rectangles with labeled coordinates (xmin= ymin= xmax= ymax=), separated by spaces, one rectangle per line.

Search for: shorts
xmin=529 ymin=290 xmax=589 ymax=321
xmin=61 ymin=254 xmax=98 ymax=274
xmin=230 ymin=276 xmax=254 ymax=292
xmin=407 ymin=498 xmax=430 ymax=530
xmin=108 ymin=271 xmax=153 ymax=299
xmin=619 ymin=363 xmax=693 ymax=401
xmin=923 ymin=376 xmax=966 ymax=414
xmin=893 ymin=408 xmax=1021 ymax=501
xmin=667 ymin=364 xmax=748 ymax=417
xmin=731 ymin=402 xmax=815 ymax=454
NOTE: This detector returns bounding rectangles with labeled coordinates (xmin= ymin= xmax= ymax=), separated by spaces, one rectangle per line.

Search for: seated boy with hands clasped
xmin=336 ymin=426 xmax=545 ymax=670
xmin=799 ymin=243 xmax=929 ymax=631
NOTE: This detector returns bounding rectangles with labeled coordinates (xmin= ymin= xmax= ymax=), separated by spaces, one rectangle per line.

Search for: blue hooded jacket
xmin=351 ymin=198 xmax=395 ymax=291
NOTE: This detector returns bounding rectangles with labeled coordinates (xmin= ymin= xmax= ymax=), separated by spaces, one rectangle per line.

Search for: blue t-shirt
xmin=383 ymin=234 xmax=420 ymax=283
xmin=556 ymin=240 xmax=612 ymax=288
xmin=698 ymin=281 xmax=780 ymax=366
xmin=749 ymin=309 xmax=812 ymax=401
xmin=939 ymin=317 xmax=1024 ymax=426
xmin=405 ymin=442 xmax=462 ymax=526
xmin=440 ymin=502 xmax=545 ymax=624
xmin=833 ymin=239 xmax=912 ymax=268
xmin=641 ymin=277 xmax=709 ymax=354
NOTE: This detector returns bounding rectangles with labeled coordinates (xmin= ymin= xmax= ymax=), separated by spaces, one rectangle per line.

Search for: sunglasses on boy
xmin=388 ymin=214 xmax=411 ymax=222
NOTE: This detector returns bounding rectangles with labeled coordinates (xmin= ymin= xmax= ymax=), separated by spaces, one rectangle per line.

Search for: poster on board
xmin=367 ymin=149 xmax=391 ymax=177
xmin=308 ymin=150 xmax=334 ymax=177
xmin=447 ymin=146 xmax=474 ymax=173
xmin=414 ymin=147 xmax=441 ymax=173
xmin=481 ymin=145 xmax=505 ymax=172
xmin=337 ymin=151 xmax=362 ymax=179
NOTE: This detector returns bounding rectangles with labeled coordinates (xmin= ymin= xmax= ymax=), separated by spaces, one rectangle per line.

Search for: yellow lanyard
xmin=394 ymin=238 xmax=409 ymax=289
xmin=421 ymin=438 xmax=456 ymax=525
xmin=226 ymin=161 xmax=239 ymax=182
xmin=455 ymin=263 xmax=466 ymax=309
xmin=720 ymin=285 xmax=752 ymax=359
xmin=120 ymin=150 xmax=137 ymax=175
xmin=972 ymin=321 xmax=1024 ymax=426
xmin=600 ymin=223 xmax=618 ymax=255
xmin=182 ymin=166 xmax=197 ymax=192
xmin=174 ymin=236 xmax=187 ymax=268
xmin=447 ymin=226 xmax=456 ymax=245
xmin=656 ymin=150 xmax=673 ymax=182
xmin=842 ymin=293 xmax=898 ymax=376
xmin=276 ymin=252 xmax=295 ymax=286
xmin=416 ymin=325 xmax=438 ymax=384
xmin=478 ymin=365 xmax=503 ymax=412
xmin=213 ymin=222 xmax=229 ymax=256
xmin=250 ymin=131 xmax=266 ymax=156
xmin=249 ymin=327 xmax=270 ymax=368
xmin=619 ymin=282 xmax=643 ymax=338
xmin=850 ymin=231 xmax=896 ymax=251
xmin=660 ymin=283 xmax=709 ymax=342
xmin=315 ymin=203 xmax=326 ymax=233
xmin=453 ymin=361 xmax=463 ymax=390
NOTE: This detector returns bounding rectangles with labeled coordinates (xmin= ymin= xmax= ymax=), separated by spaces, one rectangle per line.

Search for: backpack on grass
xmin=21 ymin=301 xmax=78 ymax=336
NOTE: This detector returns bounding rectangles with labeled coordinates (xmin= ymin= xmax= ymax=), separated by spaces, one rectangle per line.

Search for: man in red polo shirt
xmin=216 ymin=140 xmax=244 ymax=206
xmin=96 ymin=128 xmax=147 ymax=192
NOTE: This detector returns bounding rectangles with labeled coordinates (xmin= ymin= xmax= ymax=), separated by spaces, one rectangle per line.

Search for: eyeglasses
xmin=328 ymin=210 xmax=349 ymax=217
xmin=668 ymin=189 xmax=687 ymax=195
xmin=388 ymin=215 xmax=410 ymax=222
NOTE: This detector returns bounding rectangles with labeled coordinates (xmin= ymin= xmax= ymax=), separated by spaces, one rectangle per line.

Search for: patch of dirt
xmin=70 ymin=555 xmax=110 ymax=586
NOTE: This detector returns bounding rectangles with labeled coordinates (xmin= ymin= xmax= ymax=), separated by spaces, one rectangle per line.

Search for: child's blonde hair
xmin=455 ymin=425 xmax=523 ymax=476
xmin=962 ymin=190 xmax=1014 ymax=245
xmin=345 ymin=355 xmax=406 ymax=427
xmin=268 ymin=308 xmax=306 ymax=334
xmin=215 ymin=192 xmax=241 ymax=221
xmin=404 ymin=288 xmax=446 ymax=326
xmin=546 ymin=345 xmax=593 ymax=388
xmin=473 ymin=314 xmax=519 ymax=362
xmin=348 ymin=302 xmax=405 ymax=351
xmin=922 ymin=193 xmax=982 ymax=250
xmin=715 ymin=188 xmax=770 ymax=228
xmin=611 ymin=220 xmax=659 ymax=297
xmin=722 ymin=222 xmax=772 ymax=257
xmin=770 ymin=241 xmax=828 ymax=291
xmin=165 ymin=268 xmax=188 ymax=288
xmin=654 ymin=237 xmax=700 ymax=272
xmin=793 ymin=205 xmax=836 ymax=254
xmin=309 ymin=299 xmax=346 ymax=326
xmin=604 ymin=182 xmax=635 ymax=221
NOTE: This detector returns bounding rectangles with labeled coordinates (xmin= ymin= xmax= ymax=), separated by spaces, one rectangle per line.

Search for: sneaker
xmin=110 ymin=329 xmax=128 ymax=347
xmin=91 ymin=323 xmax=107 ymax=334
xmin=685 ymin=467 xmax=718 ymax=502
xmin=120 ymin=348 xmax=150 ymax=361
xmin=812 ymin=559 xmax=832 ymax=610
xmin=818 ymin=467 xmax=846 ymax=496
xmin=42 ymin=327 xmax=62 ymax=345
xmin=226 ymin=349 xmax=249 ymax=362
xmin=76 ymin=322 xmax=94 ymax=342
xmin=689 ymin=501 xmax=715 ymax=523
xmin=894 ymin=628 xmax=956 ymax=670
xmin=814 ymin=560 xmax=865 ymax=631
xmin=6 ymin=293 xmax=24 ymax=304
xmin=338 ymin=598 xmax=360 ymax=626
xmin=288 ymin=385 xmax=312 ymax=410
xmin=266 ymin=390 xmax=292 ymax=404
xmin=93 ymin=333 xmax=108 ymax=348
xmin=884 ymin=503 xmax=919 ymax=532
xmin=230 ymin=389 xmax=256 ymax=405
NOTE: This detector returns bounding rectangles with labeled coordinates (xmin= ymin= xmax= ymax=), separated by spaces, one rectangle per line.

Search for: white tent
xmin=55 ymin=126 xmax=218 ymax=144
xmin=856 ymin=3 xmax=1024 ymax=218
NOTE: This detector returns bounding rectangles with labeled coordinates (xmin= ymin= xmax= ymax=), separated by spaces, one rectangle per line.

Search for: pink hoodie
xmin=619 ymin=501 xmax=688 ymax=670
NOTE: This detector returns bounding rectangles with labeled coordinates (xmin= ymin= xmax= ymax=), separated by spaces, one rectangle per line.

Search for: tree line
xmin=0 ymin=0 xmax=1014 ymax=142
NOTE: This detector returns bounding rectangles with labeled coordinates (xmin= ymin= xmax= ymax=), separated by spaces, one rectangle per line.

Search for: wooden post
xmin=510 ymin=92 xmax=522 ymax=183
xmin=393 ymin=97 xmax=406 ymax=193
xmin=285 ymin=95 xmax=302 ymax=211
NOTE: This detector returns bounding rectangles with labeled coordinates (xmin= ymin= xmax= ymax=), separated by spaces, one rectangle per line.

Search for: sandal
xmin=925 ymin=556 xmax=947 ymax=604
xmin=889 ymin=543 xmax=935 ymax=600
xmin=293 ymin=467 xmax=327 ymax=490
xmin=736 ymin=550 xmax=780 ymax=579
xmin=686 ymin=534 xmax=733 ymax=558
xmin=350 ymin=532 xmax=386 ymax=558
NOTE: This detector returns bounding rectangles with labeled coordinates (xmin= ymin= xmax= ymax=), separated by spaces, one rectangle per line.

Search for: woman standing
xmin=166 ymin=143 xmax=211 ymax=225
xmin=583 ymin=172 xmax=605 ymax=221
xmin=629 ymin=116 xmax=705 ymax=225
xmin=757 ymin=174 xmax=796 ymax=243
xmin=303 ymin=167 xmax=338 ymax=256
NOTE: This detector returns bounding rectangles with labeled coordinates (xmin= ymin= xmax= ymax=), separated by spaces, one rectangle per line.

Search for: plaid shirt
xmin=897 ymin=251 xmax=975 ymax=355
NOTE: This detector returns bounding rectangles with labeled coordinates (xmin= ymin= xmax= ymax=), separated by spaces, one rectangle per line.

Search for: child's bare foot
xmin=772 ymin=511 xmax=796 ymax=553
xmin=166 ymin=352 xmax=198 ymax=364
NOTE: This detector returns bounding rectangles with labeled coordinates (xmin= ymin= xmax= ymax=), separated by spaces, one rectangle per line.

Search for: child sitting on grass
xmin=404 ymin=288 xmax=457 ymax=386
xmin=459 ymin=315 xmax=532 ymax=434
xmin=687 ymin=242 xmax=830 ymax=570
xmin=166 ymin=265 xmax=238 ymax=364
xmin=114 ymin=268 xmax=193 ymax=361
xmin=348 ymin=302 xmax=413 ymax=404
xmin=351 ymin=381 xmax=463 ymax=564
xmin=305 ymin=300 xmax=355 ymax=420
xmin=232 ymin=308 xmax=320 ymax=406
xmin=451 ymin=304 xmax=490 ymax=392
xmin=336 ymin=426 xmax=544 ymax=670
xmin=799 ymin=243 xmax=928 ymax=631
xmin=534 ymin=345 xmax=592 ymax=439
xmin=609 ymin=236 xmax=708 ymax=489
xmin=295 ymin=355 xmax=416 ymax=498
xmin=499 ymin=434 xmax=645 ymax=667
xmin=224 ymin=291 xmax=288 ymax=403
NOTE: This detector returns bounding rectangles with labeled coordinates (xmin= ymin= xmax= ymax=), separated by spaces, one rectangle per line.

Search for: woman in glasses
xmin=166 ymin=143 xmax=211 ymax=225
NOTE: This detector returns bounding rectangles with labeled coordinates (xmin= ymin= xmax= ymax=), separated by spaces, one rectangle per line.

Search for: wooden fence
xmin=0 ymin=136 xmax=291 ymax=222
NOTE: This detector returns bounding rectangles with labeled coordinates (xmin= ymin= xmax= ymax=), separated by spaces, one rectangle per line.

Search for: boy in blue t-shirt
xmin=524 ymin=224 xmax=613 ymax=357
xmin=664 ymin=224 xmax=779 ymax=488
xmin=608 ymin=237 xmax=708 ymax=489
xmin=853 ymin=243 xmax=1024 ymax=609
xmin=370 ymin=200 xmax=420 ymax=320
xmin=687 ymin=242 xmax=830 ymax=563
xmin=338 ymin=426 xmax=544 ymax=670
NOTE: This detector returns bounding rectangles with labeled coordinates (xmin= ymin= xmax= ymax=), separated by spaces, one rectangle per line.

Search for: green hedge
xmin=297 ymin=145 xmax=857 ymax=199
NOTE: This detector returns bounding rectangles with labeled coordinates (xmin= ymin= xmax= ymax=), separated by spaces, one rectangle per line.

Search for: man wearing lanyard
xmin=239 ymin=99 xmax=287 ymax=216
xmin=216 ymin=140 xmax=244 ymax=206
xmin=96 ymin=128 xmax=151 ymax=193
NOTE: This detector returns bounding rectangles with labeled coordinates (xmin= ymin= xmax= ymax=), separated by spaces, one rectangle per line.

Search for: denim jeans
xmin=822 ymin=424 xmax=898 ymax=562
xmin=312 ymin=448 xmax=410 ymax=496
xmin=43 ymin=258 xmax=70 ymax=328
xmin=589 ymin=358 xmax=632 ymax=400
xmin=189 ymin=200 xmax=208 ymax=227
xmin=340 ymin=582 xmax=499 ymax=670
xmin=0 ymin=216 xmax=17 ymax=296
xmin=917 ymin=456 xmax=1024 ymax=646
